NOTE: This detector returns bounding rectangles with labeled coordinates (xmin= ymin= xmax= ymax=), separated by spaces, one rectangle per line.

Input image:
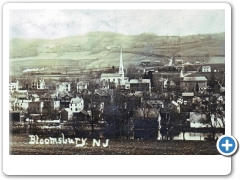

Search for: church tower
xmin=119 ymin=48 xmax=125 ymax=84
xmin=180 ymin=69 xmax=184 ymax=81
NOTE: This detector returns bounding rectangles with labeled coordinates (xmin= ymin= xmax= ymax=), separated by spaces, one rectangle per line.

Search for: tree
xmin=208 ymin=72 xmax=217 ymax=91
xmin=196 ymin=82 xmax=199 ymax=93
xmin=42 ymin=102 xmax=57 ymax=120
xmin=127 ymin=64 xmax=138 ymax=79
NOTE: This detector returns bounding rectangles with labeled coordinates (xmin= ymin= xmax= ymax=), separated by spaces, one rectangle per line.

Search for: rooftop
xmin=208 ymin=57 xmax=225 ymax=64
xmin=182 ymin=92 xmax=194 ymax=97
xmin=182 ymin=76 xmax=207 ymax=81
xmin=101 ymin=73 xmax=121 ymax=78
xmin=127 ymin=79 xmax=151 ymax=84
xmin=70 ymin=96 xmax=83 ymax=104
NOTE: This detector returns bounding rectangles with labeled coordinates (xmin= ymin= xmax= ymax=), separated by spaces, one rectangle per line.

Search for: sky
xmin=9 ymin=9 xmax=225 ymax=39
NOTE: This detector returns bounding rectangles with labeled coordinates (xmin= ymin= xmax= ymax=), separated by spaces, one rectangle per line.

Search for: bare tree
xmin=127 ymin=64 xmax=138 ymax=79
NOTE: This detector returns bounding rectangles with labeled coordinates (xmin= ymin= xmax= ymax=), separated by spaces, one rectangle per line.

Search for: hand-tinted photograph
xmin=9 ymin=9 xmax=225 ymax=155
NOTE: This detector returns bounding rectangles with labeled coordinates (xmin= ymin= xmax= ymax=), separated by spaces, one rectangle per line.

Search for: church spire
xmin=119 ymin=48 xmax=125 ymax=85
xmin=180 ymin=69 xmax=184 ymax=78
xmin=119 ymin=48 xmax=124 ymax=76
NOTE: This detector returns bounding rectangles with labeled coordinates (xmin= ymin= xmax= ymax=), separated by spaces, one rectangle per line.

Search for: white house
xmin=77 ymin=82 xmax=88 ymax=92
xmin=57 ymin=82 xmax=71 ymax=92
xmin=37 ymin=78 xmax=46 ymax=89
xmin=202 ymin=66 xmax=211 ymax=72
xmin=53 ymin=100 xmax=60 ymax=110
xmin=189 ymin=112 xmax=207 ymax=128
xmin=69 ymin=96 xmax=84 ymax=113
xmin=15 ymin=99 xmax=31 ymax=111
xmin=9 ymin=81 xmax=19 ymax=92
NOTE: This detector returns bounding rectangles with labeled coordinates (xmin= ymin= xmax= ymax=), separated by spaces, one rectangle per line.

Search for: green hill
xmin=9 ymin=32 xmax=225 ymax=74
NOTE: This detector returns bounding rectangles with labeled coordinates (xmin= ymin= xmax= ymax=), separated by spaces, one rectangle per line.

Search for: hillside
xmin=9 ymin=32 xmax=225 ymax=74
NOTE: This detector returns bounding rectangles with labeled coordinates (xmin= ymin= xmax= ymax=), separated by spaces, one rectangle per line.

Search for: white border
xmin=3 ymin=3 xmax=231 ymax=175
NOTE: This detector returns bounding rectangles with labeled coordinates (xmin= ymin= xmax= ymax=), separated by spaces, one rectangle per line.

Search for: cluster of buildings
xmin=9 ymin=49 xmax=225 ymax=140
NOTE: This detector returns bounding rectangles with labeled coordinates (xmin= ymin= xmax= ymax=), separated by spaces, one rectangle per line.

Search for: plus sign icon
xmin=217 ymin=135 xmax=238 ymax=156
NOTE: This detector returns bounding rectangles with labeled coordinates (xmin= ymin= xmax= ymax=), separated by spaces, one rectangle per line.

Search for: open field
xmin=10 ymin=134 xmax=220 ymax=155
xmin=9 ymin=32 xmax=225 ymax=75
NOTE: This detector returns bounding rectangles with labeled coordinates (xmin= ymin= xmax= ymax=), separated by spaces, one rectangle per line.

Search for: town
xmin=9 ymin=46 xmax=225 ymax=142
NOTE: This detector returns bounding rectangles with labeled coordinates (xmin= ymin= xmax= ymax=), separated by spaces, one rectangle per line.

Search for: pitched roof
xmin=182 ymin=92 xmax=194 ymax=96
xmin=101 ymin=73 xmax=121 ymax=78
xmin=127 ymin=79 xmax=151 ymax=84
xmin=208 ymin=57 xmax=225 ymax=64
xmin=183 ymin=76 xmax=207 ymax=81
xmin=209 ymin=57 xmax=225 ymax=64
xmin=70 ymin=96 xmax=83 ymax=104
xmin=63 ymin=108 xmax=73 ymax=113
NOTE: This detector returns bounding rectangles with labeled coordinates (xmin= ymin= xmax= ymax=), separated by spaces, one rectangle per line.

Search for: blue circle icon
xmin=217 ymin=135 xmax=238 ymax=156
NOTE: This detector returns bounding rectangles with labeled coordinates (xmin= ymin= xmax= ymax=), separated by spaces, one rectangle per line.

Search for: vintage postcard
xmin=3 ymin=2 xmax=232 ymax=175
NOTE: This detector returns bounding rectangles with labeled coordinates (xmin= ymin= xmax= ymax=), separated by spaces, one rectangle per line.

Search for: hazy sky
xmin=9 ymin=9 xmax=225 ymax=39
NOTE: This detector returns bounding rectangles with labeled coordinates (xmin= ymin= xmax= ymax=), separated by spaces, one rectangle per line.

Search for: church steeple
xmin=180 ymin=69 xmax=184 ymax=78
xmin=180 ymin=69 xmax=184 ymax=81
xmin=119 ymin=48 xmax=125 ymax=85
xmin=119 ymin=48 xmax=124 ymax=76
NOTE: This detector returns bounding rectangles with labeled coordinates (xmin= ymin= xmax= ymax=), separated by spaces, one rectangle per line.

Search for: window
xmin=75 ymin=108 xmax=77 ymax=111
xmin=71 ymin=108 xmax=72 ymax=111
xmin=113 ymin=79 xmax=115 ymax=81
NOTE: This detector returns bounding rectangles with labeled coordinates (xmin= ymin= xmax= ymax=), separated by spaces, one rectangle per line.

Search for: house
xmin=9 ymin=97 xmax=17 ymax=111
xmin=94 ymin=89 xmax=113 ymax=104
xmin=52 ymin=100 xmax=60 ymax=110
xmin=182 ymin=92 xmax=194 ymax=106
xmin=202 ymin=66 xmax=211 ymax=72
xmin=60 ymin=94 xmax=72 ymax=108
xmin=15 ymin=99 xmax=31 ymax=111
xmin=36 ymin=78 xmax=46 ymax=89
xmin=175 ymin=59 xmax=183 ymax=65
xmin=180 ymin=76 xmax=207 ymax=92
xmin=60 ymin=108 xmax=73 ymax=121
xmin=31 ymin=79 xmax=46 ymax=90
xmin=57 ymin=82 xmax=71 ymax=93
xmin=140 ymin=60 xmax=151 ymax=66
xmin=28 ymin=101 xmax=44 ymax=114
xmin=9 ymin=111 xmax=24 ymax=122
xmin=12 ymin=90 xmax=28 ymax=100
xmin=76 ymin=81 xmax=88 ymax=92
xmin=29 ymin=94 xmax=40 ymax=102
xmin=189 ymin=112 xmax=207 ymax=128
xmin=72 ymin=110 xmax=90 ymax=121
xmin=69 ymin=96 xmax=84 ymax=113
xmin=9 ymin=81 xmax=19 ymax=92
xmin=125 ymin=77 xmax=151 ymax=93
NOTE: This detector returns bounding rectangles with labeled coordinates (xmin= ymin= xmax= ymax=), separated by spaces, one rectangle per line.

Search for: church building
xmin=100 ymin=49 xmax=151 ymax=93
xmin=100 ymin=49 xmax=125 ymax=87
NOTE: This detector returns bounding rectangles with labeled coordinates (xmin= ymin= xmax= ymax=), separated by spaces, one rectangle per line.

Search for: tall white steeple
xmin=180 ymin=69 xmax=184 ymax=78
xmin=119 ymin=48 xmax=125 ymax=84
xmin=119 ymin=48 xmax=124 ymax=75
